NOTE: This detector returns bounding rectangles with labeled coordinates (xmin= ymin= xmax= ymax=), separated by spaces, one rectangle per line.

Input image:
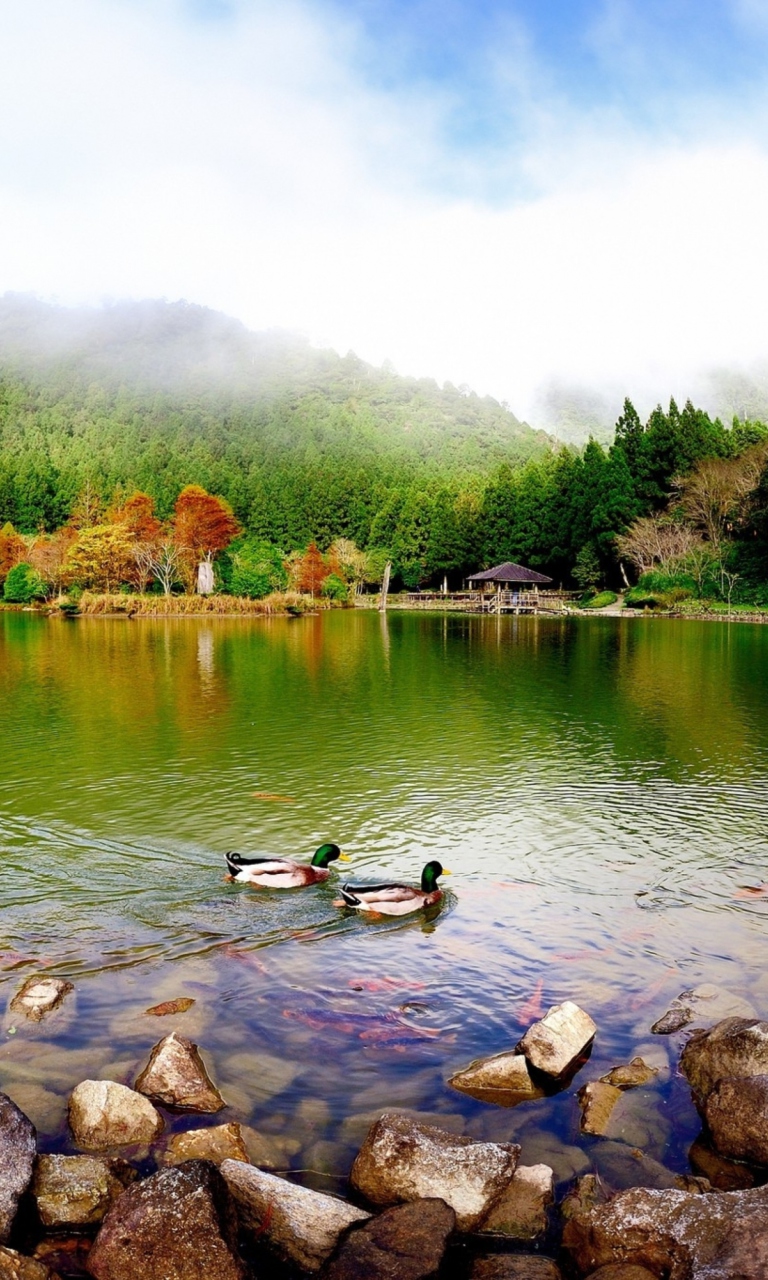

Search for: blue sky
xmin=2 ymin=0 xmax=768 ymax=419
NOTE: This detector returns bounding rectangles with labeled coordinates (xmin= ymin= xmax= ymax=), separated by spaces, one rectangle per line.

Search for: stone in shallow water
xmin=449 ymin=1052 xmax=544 ymax=1106
xmin=680 ymin=1016 xmax=768 ymax=1104
xmin=688 ymin=1137 xmax=757 ymax=1191
xmin=87 ymin=1160 xmax=246 ymax=1280
xmin=163 ymin=1122 xmax=250 ymax=1166
xmin=652 ymin=986 xmax=757 ymax=1037
xmin=599 ymin=1057 xmax=660 ymax=1090
xmin=350 ymin=1111 xmax=519 ymax=1232
xmin=0 ymin=1093 xmax=37 ymax=1244
xmin=516 ymin=1002 xmax=596 ymax=1078
xmin=578 ymin=1082 xmax=623 ymax=1136
xmin=9 ymin=977 xmax=73 ymax=1024
xmin=320 ymin=1197 xmax=455 ymax=1280
xmin=477 ymin=1163 xmax=554 ymax=1239
xmin=220 ymin=1159 xmax=370 ymax=1272
xmin=68 ymin=1080 xmax=163 ymax=1152
xmin=134 ymin=1031 xmax=225 ymax=1112
xmin=32 ymin=1154 xmax=135 ymax=1227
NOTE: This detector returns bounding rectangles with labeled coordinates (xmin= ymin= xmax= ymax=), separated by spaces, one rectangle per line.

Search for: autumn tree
xmin=68 ymin=481 xmax=105 ymax=531
xmin=0 ymin=523 xmax=26 ymax=586
xmin=173 ymin=485 xmax=240 ymax=592
xmin=287 ymin=542 xmax=330 ymax=596
xmin=28 ymin=526 xmax=78 ymax=596
xmin=616 ymin=515 xmax=702 ymax=575
xmin=109 ymin=491 xmax=164 ymax=590
xmin=66 ymin=525 xmax=134 ymax=593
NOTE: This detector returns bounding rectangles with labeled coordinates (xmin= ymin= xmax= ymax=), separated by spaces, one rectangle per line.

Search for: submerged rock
xmin=599 ymin=1058 xmax=659 ymax=1090
xmin=350 ymin=1111 xmax=519 ymax=1232
xmin=680 ymin=1017 xmax=768 ymax=1104
xmin=470 ymin=1257 xmax=563 ymax=1279
xmin=320 ymin=1198 xmax=455 ymax=1280
xmin=652 ymin=986 xmax=756 ymax=1037
xmin=0 ymin=1094 xmax=36 ymax=1243
xmin=563 ymin=1182 xmax=768 ymax=1279
xmin=32 ymin=1154 xmax=135 ymax=1227
xmin=87 ymin=1160 xmax=246 ymax=1280
xmin=449 ymin=1052 xmax=544 ymax=1106
xmin=163 ymin=1122 xmax=250 ymax=1166
xmin=578 ymin=1082 xmax=623 ymax=1136
xmin=516 ymin=1002 xmax=596 ymax=1078
xmin=9 ymin=977 xmax=73 ymax=1024
xmin=220 ymin=1159 xmax=370 ymax=1272
xmin=584 ymin=1268 xmax=660 ymax=1280
xmin=68 ymin=1080 xmax=163 ymax=1151
xmin=688 ymin=1138 xmax=757 ymax=1191
xmin=477 ymin=1163 xmax=554 ymax=1239
xmin=134 ymin=1031 xmax=225 ymax=1112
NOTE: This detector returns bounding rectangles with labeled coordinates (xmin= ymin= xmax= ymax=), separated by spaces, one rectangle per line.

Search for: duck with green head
xmin=225 ymin=843 xmax=349 ymax=888
xmin=333 ymin=860 xmax=450 ymax=915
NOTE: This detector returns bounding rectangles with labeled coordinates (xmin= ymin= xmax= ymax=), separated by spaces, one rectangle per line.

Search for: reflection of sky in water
xmin=1 ymin=611 xmax=767 ymax=1179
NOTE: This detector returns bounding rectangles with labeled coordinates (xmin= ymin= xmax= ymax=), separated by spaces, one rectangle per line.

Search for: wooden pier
xmin=402 ymin=590 xmax=579 ymax=615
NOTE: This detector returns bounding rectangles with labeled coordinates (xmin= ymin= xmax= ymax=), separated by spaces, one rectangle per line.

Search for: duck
xmin=225 ymin=843 xmax=349 ymax=888
xmin=333 ymin=860 xmax=450 ymax=915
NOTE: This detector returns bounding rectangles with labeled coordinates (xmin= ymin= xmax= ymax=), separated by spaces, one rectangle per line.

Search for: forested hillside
xmin=1 ymin=295 xmax=768 ymax=601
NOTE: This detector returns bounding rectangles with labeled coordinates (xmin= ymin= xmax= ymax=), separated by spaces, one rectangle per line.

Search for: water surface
xmin=1 ymin=609 xmax=767 ymax=1196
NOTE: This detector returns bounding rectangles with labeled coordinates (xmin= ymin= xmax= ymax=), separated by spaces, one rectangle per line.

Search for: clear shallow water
xmin=1 ymin=609 xmax=768 ymax=1196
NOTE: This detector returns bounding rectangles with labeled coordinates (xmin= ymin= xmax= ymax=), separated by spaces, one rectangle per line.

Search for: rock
xmin=478 ymin=1163 xmax=553 ymax=1239
xmin=560 ymin=1174 xmax=608 ymax=1223
xmin=163 ymin=1123 xmax=249 ymax=1166
xmin=319 ymin=1197 xmax=455 ymax=1280
xmin=562 ymin=1182 xmax=768 ymax=1279
xmin=32 ymin=1236 xmax=92 ymax=1276
xmin=449 ymin=1052 xmax=544 ymax=1106
xmin=470 ymin=1257 xmax=563 ymax=1279
xmin=516 ymin=1002 xmax=596 ymax=1078
xmin=652 ymin=986 xmax=757 ymax=1036
xmin=589 ymin=1141 xmax=691 ymax=1193
xmin=9 ymin=978 xmax=73 ymax=1023
xmin=704 ymin=1073 xmax=768 ymax=1165
xmin=340 ymin=1108 xmax=464 ymax=1148
xmin=220 ymin=1050 xmax=299 ymax=1101
xmin=599 ymin=1058 xmax=659 ymax=1090
xmin=145 ymin=998 xmax=196 ymax=1017
xmin=578 ymin=1082 xmax=623 ymax=1135
xmin=241 ymin=1126 xmax=300 ymax=1169
xmin=68 ymin=1080 xmax=163 ymax=1151
xmin=0 ymin=1248 xmax=59 ymax=1279
xmin=31 ymin=1155 xmax=135 ymax=1227
xmin=134 ymin=1031 xmax=225 ymax=1112
xmin=680 ymin=1017 xmax=768 ymax=1104
xmin=0 ymin=1093 xmax=36 ymax=1243
xmin=220 ymin=1159 xmax=370 ymax=1272
xmin=350 ymin=1111 xmax=519 ymax=1232
xmin=584 ymin=1268 xmax=660 ymax=1280
xmin=87 ymin=1160 xmax=246 ymax=1280
xmin=688 ymin=1138 xmax=757 ymax=1191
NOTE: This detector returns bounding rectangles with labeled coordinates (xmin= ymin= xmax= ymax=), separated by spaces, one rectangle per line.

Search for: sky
xmin=3 ymin=0 xmax=768 ymax=421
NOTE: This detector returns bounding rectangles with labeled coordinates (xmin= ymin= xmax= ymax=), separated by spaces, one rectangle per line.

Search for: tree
xmin=3 ymin=563 xmax=46 ymax=603
xmin=28 ymin=526 xmax=78 ymax=596
xmin=0 ymin=523 xmax=26 ymax=586
xmin=110 ymin=491 xmax=163 ymax=544
xmin=173 ymin=485 xmax=241 ymax=592
xmin=287 ymin=542 xmax=329 ymax=596
xmin=68 ymin=481 xmax=105 ymax=531
xmin=134 ymin=540 xmax=184 ymax=596
xmin=616 ymin=515 xmax=701 ymax=575
xmin=573 ymin=544 xmax=602 ymax=593
xmin=66 ymin=525 xmax=134 ymax=593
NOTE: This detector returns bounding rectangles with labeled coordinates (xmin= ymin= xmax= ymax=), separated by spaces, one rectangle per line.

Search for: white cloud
xmin=2 ymin=0 xmax=768 ymax=421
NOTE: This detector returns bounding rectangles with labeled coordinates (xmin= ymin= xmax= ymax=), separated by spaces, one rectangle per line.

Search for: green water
xmin=1 ymin=609 xmax=767 ymax=1195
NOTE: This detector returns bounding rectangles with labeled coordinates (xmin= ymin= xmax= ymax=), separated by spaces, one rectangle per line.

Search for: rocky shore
xmin=1 ymin=976 xmax=767 ymax=1278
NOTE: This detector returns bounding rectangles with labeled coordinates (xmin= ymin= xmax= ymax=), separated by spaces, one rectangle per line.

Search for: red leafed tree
xmin=294 ymin=542 xmax=330 ymax=597
xmin=173 ymin=485 xmax=241 ymax=591
xmin=110 ymin=492 xmax=163 ymax=544
xmin=0 ymin=523 xmax=26 ymax=587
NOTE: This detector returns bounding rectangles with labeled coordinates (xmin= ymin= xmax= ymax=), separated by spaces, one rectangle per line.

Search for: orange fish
xmin=518 ymin=977 xmax=545 ymax=1023
xmin=145 ymin=998 xmax=196 ymax=1016
xmin=734 ymin=884 xmax=768 ymax=900
xmin=252 ymin=792 xmax=294 ymax=802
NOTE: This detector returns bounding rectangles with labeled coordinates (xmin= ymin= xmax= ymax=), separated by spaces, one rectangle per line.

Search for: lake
xmin=1 ymin=608 xmax=767 ymax=1204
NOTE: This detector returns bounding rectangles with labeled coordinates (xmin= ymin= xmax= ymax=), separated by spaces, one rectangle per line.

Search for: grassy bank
xmin=54 ymin=591 xmax=325 ymax=617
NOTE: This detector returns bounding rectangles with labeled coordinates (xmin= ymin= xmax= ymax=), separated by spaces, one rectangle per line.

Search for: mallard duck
xmin=334 ymin=860 xmax=450 ymax=915
xmin=225 ymin=843 xmax=348 ymax=888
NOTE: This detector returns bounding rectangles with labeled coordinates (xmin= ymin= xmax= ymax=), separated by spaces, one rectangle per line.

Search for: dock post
xmin=379 ymin=561 xmax=392 ymax=612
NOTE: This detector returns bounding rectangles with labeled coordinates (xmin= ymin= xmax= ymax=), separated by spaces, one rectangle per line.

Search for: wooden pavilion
xmin=467 ymin=562 xmax=553 ymax=591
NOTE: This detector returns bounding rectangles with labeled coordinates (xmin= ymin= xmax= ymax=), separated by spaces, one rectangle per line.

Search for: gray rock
xmin=449 ymin=1052 xmax=544 ymax=1106
xmin=705 ymin=1073 xmax=768 ymax=1165
xmin=680 ymin=1017 xmax=768 ymax=1104
xmin=516 ymin=1001 xmax=596 ymax=1078
xmin=0 ymin=1093 xmax=36 ymax=1243
xmin=163 ymin=1122 xmax=250 ymax=1166
xmin=0 ymin=1248 xmax=58 ymax=1279
xmin=477 ymin=1163 xmax=553 ymax=1239
xmin=9 ymin=977 xmax=73 ymax=1023
xmin=599 ymin=1058 xmax=659 ymax=1090
xmin=652 ymin=986 xmax=757 ymax=1037
xmin=320 ymin=1197 xmax=455 ymax=1280
xmin=87 ymin=1160 xmax=246 ymax=1280
xmin=470 ymin=1257 xmax=563 ymax=1279
xmin=220 ymin=1158 xmax=370 ymax=1272
xmin=68 ymin=1080 xmax=163 ymax=1151
xmin=562 ymin=1182 xmax=768 ymax=1279
xmin=31 ymin=1154 xmax=135 ymax=1227
xmin=350 ymin=1111 xmax=519 ymax=1232
xmin=134 ymin=1031 xmax=225 ymax=1112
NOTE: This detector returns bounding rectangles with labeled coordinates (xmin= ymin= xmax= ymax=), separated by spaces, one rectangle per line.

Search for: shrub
xmin=3 ymin=563 xmax=46 ymax=603
xmin=584 ymin=590 xmax=618 ymax=609
xmin=321 ymin=573 xmax=350 ymax=603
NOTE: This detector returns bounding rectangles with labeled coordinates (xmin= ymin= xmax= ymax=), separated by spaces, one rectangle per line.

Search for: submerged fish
xmin=251 ymin=792 xmax=294 ymax=802
xmin=517 ymin=976 xmax=545 ymax=1024
xmin=282 ymin=1006 xmax=443 ymax=1043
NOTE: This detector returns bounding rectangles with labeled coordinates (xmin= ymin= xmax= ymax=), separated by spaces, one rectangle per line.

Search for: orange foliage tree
xmin=287 ymin=541 xmax=331 ymax=597
xmin=28 ymin=526 xmax=78 ymax=596
xmin=173 ymin=485 xmax=241 ymax=592
xmin=0 ymin=523 xmax=26 ymax=587
xmin=109 ymin=492 xmax=165 ymax=590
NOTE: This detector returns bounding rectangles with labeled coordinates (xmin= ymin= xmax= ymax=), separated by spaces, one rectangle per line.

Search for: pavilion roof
xmin=467 ymin=561 xmax=553 ymax=585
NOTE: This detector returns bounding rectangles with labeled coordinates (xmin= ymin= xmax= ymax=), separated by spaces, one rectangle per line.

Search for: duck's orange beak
xmin=338 ymin=853 xmax=351 ymax=862
xmin=441 ymin=868 xmax=452 ymax=875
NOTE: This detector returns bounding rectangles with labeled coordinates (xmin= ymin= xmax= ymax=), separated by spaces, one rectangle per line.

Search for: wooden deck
xmin=403 ymin=590 xmax=579 ymax=614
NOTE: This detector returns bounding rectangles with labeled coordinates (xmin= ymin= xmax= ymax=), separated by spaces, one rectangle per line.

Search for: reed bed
xmin=71 ymin=591 xmax=319 ymax=616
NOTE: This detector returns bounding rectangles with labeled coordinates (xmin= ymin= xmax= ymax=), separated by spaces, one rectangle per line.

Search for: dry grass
xmin=72 ymin=591 xmax=319 ymax=616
